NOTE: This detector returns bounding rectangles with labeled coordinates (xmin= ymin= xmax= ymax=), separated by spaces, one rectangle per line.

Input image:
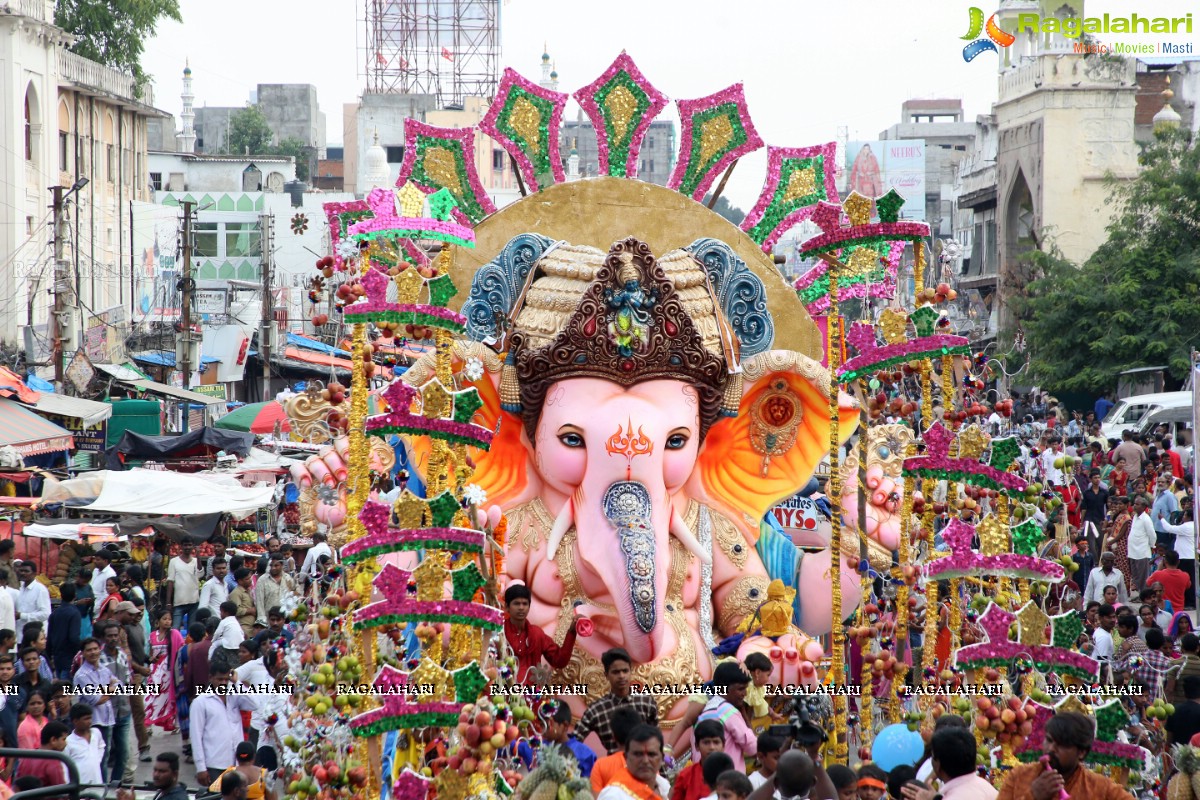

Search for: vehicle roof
xmin=1113 ymin=391 xmax=1192 ymax=406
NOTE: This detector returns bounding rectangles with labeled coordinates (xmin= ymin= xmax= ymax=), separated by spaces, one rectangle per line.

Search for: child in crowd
xmin=742 ymin=652 xmax=777 ymax=730
xmin=700 ymin=753 xmax=735 ymax=800
xmin=886 ymin=765 xmax=917 ymax=800
xmin=671 ymin=720 xmax=725 ymax=800
xmin=748 ymin=733 xmax=783 ymax=792
xmin=714 ymin=771 xmax=754 ymax=800
xmin=857 ymin=764 xmax=888 ymax=800
xmin=828 ymin=765 xmax=859 ymax=800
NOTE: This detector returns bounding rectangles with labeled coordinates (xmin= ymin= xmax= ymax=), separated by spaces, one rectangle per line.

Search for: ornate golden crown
xmin=502 ymin=237 xmax=737 ymax=441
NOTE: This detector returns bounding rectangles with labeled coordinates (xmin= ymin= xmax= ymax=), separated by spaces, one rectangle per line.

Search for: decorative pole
xmin=826 ymin=256 xmax=848 ymax=764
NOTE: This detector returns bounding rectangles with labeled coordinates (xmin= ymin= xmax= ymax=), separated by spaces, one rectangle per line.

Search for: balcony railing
xmin=57 ymin=48 xmax=153 ymax=107
xmin=7 ymin=0 xmax=52 ymax=22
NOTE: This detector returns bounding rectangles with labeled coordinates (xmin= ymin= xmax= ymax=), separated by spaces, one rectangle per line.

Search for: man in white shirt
xmin=15 ymin=561 xmax=50 ymax=625
xmin=190 ymin=659 xmax=255 ymax=788
xmin=300 ymin=532 xmax=334 ymax=584
xmin=210 ymin=601 xmax=243 ymax=660
xmin=1041 ymin=438 xmax=1065 ymax=487
xmin=1084 ymin=552 xmax=1130 ymax=605
xmin=166 ymin=541 xmax=202 ymax=629
xmin=89 ymin=551 xmax=116 ymax=617
xmin=234 ymin=641 xmax=275 ymax=748
xmin=1162 ymin=505 xmax=1197 ymax=608
xmin=199 ymin=559 xmax=230 ymax=617
xmin=65 ymin=703 xmax=107 ymax=787
xmin=1091 ymin=603 xmax=1118 ymax=682
xmin=0 ymin=569 xmax=14 ymax=633
xmin=1129 ymin=496 xmax=1157 ymax=592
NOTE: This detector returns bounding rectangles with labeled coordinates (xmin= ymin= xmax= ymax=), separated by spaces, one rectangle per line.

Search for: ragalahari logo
xmin=962 ymin=7 xmax=1015 ymax=62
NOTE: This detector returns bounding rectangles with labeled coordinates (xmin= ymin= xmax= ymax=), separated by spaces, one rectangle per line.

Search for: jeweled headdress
xmin=502 ymin=237 xmax=737 ymax=441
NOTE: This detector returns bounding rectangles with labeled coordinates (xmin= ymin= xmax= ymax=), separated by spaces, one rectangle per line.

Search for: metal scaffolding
xmin=361 ymin=0 xmax=501 ymax=106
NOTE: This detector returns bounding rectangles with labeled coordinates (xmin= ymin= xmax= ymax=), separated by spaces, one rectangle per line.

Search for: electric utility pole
xmin=50 ymin=186 xmax=67 ymax=391
xmin=260 ymin=213 xmax=274 ymax=401
xmin=179 ymin=200 xmax=196 ymax=432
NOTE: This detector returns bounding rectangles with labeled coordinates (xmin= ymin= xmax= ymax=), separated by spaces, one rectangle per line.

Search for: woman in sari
xmin=144 ymin=608 xmax=183 ymax=733
xmin=1104 ymin=496 xmax=1135 ymax=596
xmin=95 ymin=576 xmax=123 ymax=622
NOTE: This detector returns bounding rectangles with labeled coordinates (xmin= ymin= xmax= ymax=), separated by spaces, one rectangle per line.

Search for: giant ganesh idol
xmin=394 ymin=167 xmax=876 ymax=725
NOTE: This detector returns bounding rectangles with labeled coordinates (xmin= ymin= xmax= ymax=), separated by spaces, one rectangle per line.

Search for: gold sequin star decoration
xmin=408 ymin=658 xmax=453 ymax=702
xmin=977 ymin=515 xmax=1007 ymax=556
xmin=393 ymin=490 xmax=431 ymax=529
xmin=394 ymin=267 xmax=425 ymax=305
xmin=396 ymin=181 xmax=426 ymax=218
xmin=843 ymin=191 xmax=873 ymax=226
xmin=1054 ymin=694 xmax=1092 ymax=717
xmin=413 ymin=551 xmax=449 ymax=601
xmin=956 ymin=425 xmax=991 ymax=460
xmin=1015 ymin=601 xmax=1049 ymax=647
xmin=846 ymin=246 xmax=880 ymax=276
xmin=421 ymin=380 xmax=453 ymax=420
xmin=436 ymin=768 xmax=467 ymax=800
xmin=878 ymin=308 xmax=909 ymax=345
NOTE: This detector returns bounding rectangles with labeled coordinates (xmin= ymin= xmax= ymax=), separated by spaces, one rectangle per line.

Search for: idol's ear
xmin=401 ymin=341 xmax=539 ymax=509
xmin=689 ymin=351 xmax=858 ymax=540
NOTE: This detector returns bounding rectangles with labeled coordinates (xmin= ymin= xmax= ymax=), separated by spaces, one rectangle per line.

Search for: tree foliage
xmin=701 ymin=194 xmax=746 ymax=225
xmin=1011 ymin=128 xmax=1200 ymax=393
xmin=273 ymin=138 xmax=311 ymax=183
xmin=225 ymin=105 xmax=274 ymax=158
xmin=54 ymin=0 xmax=181 ymax=92
xmin=225 ymin=108 xmax=311 ymax=182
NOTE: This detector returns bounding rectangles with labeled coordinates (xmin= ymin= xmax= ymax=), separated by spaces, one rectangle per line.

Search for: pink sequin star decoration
xmin=393 ymin=768 xmax=434 ymax=800
xmin=573 ymin=52 xmax=669 ymax=179
xmin=667 ymin=83 xmax=764 ymax=201
xmin=902 ymin=422 xmax=1028 ymax=496
xmin=923 ymin=517 xmax=1066 ymax=583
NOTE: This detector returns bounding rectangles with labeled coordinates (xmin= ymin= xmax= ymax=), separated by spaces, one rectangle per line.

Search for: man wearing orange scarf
xmin=997 ymin=712 xmax=1133 ymax=800
xmin=596 ymin=726 xmax=667 ymax=800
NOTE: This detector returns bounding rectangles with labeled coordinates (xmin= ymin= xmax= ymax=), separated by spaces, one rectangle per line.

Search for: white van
xmin=1100 ymin=391 xmax=1192 ymax=440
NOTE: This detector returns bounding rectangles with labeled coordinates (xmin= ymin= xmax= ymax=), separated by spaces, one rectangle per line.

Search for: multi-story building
xmin=1 ymin=0 xmax=166 ymax=372
xmin=193 ymin=83 xmax=326 ymax=157
xmin=558 ymin=119 xmax=676 ymax=186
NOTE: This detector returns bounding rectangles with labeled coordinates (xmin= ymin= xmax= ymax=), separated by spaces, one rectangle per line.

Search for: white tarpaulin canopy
xmin=49 ymin=469 xmax=274 ymax=516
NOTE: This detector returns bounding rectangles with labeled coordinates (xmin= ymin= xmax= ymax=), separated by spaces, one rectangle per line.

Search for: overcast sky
xmin=141 ymin=0 xmax=1194 ymax=208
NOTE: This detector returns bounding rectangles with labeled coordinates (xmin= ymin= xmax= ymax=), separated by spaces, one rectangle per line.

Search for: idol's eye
xmin=666 ymin=432 xmax=689 ymax=450
xmin=558 ymin=431 xmax=585 ymax=449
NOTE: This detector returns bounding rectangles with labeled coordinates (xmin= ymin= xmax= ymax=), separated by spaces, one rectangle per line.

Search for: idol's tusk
xmin=671 ymin=506 xmax=712 ymax=566
xmin=547 ymin=498 xmax=574 ymax=560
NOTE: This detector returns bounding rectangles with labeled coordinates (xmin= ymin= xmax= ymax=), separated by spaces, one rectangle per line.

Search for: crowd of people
xmin=0 ymin=532 xmax=336 ymax=798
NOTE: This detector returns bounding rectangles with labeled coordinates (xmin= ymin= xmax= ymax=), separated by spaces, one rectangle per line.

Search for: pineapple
xmin=1171 ymin=744 xmax=1200 ymax=800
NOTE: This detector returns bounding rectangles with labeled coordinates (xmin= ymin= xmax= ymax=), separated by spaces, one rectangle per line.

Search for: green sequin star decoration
xmin=1050 ymin=610 xmax=1084 ymax=649
xmin=428 ymin=491 xmax=462 ymax=528
xmin=1011 ymin=518 xmax=1045 ymax=555
xmin=989 ymin=436 xmax=1021 ymax=471
xmin=1094 ymin=700 xmax=1127 ymax=742
xmin=452 ymin=387 xmax=483 ymax=425
xmin=452 ymin=661 xmax=488 ymax=703
xmin=427 ymin=273 xmax=458 ymax=308
xmin=428 ymin=188 xmax=458 ymax=221
xmin=451 ymin=562 xmax=486 ymax=601
xmin=910 ymin=305 xmax=939 ymax=337
xmin=875 ymin=188 xmax=907 ymax=223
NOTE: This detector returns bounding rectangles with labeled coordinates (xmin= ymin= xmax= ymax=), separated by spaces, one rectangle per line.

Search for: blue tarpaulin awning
xmin=130 ymin=351 xmax=221 ymax=368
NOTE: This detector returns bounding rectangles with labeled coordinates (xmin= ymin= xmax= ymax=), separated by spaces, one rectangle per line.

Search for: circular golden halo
xmin=446 ymin=176 xmax=824 ymax=359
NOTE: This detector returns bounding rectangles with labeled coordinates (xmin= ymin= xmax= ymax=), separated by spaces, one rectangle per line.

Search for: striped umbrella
xmin=214 ymin=401 xmax=291 ymax=434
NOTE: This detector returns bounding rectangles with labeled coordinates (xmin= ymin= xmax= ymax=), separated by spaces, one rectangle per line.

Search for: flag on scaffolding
xmin=441 ymin=47 xmax=454 ymax=61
